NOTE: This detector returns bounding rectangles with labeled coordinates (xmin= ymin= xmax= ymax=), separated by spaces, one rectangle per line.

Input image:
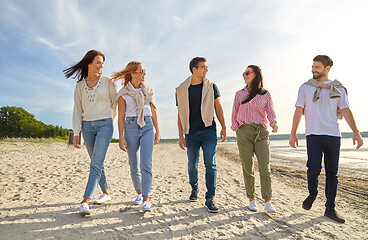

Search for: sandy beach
xmin=0 ymin=141 xmax=367 ymax=240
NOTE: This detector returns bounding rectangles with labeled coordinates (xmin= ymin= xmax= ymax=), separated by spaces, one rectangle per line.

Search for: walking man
xmin=289 ymin=55 xmax=363 ymax=223
xmin=176 ymin=57 xmax=226 ymax=213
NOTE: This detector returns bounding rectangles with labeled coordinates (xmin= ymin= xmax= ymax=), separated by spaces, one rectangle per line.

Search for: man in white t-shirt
xmin=289 ymin=55 xmax=363 ymax=223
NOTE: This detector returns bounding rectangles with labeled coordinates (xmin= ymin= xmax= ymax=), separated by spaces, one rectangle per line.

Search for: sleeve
xmin=295 ymin=85 xmax=306 ymax=108
xmin=175 ymin=91 xmax=178 ymax=106
xmin=72 ymin=84 xmax=83 ymax=136
xmin=108 ymin=79 xmax=118 ymax=120
xmin=213 ymin=83 xmax=220 ymax=99
xmin=338 ymin=87 xmax=349 ymax=110
xmin=230 ymin=91 xmax=241 ymax=131
xmin=265 ymin=92 xmax=277 ymax=125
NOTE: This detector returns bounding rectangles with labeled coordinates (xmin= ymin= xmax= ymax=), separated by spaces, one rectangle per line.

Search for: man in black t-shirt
xmin=176 ymin=57 xmax=226 ymax=213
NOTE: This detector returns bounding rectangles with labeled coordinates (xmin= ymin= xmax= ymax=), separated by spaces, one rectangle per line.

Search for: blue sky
xmin=1 ymin=0 xmax=367 ymax=139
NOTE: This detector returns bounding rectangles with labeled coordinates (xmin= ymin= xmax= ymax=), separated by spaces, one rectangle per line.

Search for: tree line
xmin=0 ymin=106 xmax=71 ymax=139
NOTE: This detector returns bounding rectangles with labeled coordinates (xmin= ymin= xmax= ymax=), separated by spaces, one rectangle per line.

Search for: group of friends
xmin=64 ymin=51 xmax=363 ymax=224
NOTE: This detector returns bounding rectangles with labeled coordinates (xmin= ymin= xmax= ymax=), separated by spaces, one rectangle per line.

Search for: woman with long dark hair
xmin=64 ymin=50 xmax=117 ymax=215
xmin=231 ymin=65 xmax=278 ymax=213
xmin=111 ymin=61 xmax=160 ymax=212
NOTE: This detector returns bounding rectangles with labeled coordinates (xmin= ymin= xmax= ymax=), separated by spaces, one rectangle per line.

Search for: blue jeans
xmin=81 ymin=118 xmax=113 ymax=199
xmin=185 ymin=129 xmax=217 ymax=200
xmin=306 ymin=134 xmax=341 ymax=210
xmin=125 ymin=116 xmax=154 ymax=198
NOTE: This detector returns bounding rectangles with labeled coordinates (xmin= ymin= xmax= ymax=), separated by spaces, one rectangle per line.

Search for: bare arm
xmin=341 ymin=108 xmax=364 ymax=149
xmin=177 ymin=112 xmax=186 ymax=150
xmin=150 ymin=103 xmax=160 ymax=145
xmin=214 ymin=97 xmax=226 ymax=142
xmin=289 ymin=106 xmax=303 ymax=148
xmin=117 ymin=97 xmax=127 ymax=151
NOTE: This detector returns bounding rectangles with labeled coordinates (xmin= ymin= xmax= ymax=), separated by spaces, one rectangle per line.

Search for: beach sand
xmin=0 ymin=142 xmax=367 ymax=239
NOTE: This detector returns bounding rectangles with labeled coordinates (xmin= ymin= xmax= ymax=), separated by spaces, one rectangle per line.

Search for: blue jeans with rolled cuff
xmin=124 ymin=116 xmax=154 ymax=198
xmin=81 ymin=118 xmax=113 ymax=200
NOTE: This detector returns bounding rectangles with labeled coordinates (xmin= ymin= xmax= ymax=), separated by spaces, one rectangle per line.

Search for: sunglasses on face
xmin=135 ymin=69 xmax=146 ymax=74
xmin=243 ymin=71 xmax=255 ymax=77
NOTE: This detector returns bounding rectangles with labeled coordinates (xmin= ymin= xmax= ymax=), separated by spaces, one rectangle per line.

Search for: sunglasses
xmin=135 ymin=69 xmax=146 ymax=74
xmin=243 ymin=71 xmax=255 ymax=77
xmin=197 ymin=65 xmax=209 ymax=70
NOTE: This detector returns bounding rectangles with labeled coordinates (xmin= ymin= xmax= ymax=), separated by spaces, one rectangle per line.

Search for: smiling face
xmin=88 ymin=55 xmax=104 ymax=75
xmin=132 ymin=64 xmax=146 ymax=81
xmin=312 ymin=61 xmax=330 ymax=80
xmin=243 ymin=67 xmax=255 ymax=86
xmin=192 ymin=61 xmax=208 ymax=79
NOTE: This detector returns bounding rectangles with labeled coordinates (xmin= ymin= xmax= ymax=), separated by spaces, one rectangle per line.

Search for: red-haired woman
xmin=111 ymin=61 xmax=160 ymax=212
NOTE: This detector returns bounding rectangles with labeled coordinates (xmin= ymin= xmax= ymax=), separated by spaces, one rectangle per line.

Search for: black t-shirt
xmin=188 ymin=83 xmax=220 ymax=134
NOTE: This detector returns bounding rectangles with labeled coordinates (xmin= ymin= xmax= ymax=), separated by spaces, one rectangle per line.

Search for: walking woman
xmin=231 ymin=65 xmax=278 ymax=213
xmin=111 ymin=61 xmax=160 ymax=212
xmin=64 ymin=50 xmax=117 ymax=215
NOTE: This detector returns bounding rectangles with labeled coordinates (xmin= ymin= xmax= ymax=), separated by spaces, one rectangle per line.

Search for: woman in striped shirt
xmin=231 ymin=65 xmax=278 ymax=213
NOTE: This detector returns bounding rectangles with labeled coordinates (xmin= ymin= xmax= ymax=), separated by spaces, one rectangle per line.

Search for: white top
xmin=295 ymin=80 xmax=349 ymax=137
xmin=122 ymin=88 xmax=152 ymax=117
xmin=72 ymin=76 xmax=117 ymax=136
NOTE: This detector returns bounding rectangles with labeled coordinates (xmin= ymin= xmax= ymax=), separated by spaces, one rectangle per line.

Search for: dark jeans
xmin=306 ymin=134 xmax=341 ymax=210
xmin=185 ymin=129 xmax=217 ymax=200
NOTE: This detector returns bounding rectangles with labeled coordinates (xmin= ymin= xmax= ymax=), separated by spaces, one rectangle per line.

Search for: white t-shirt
xmin=295 ymin=80 xmax=349 ymax=137
xmin=122 ymin=88 xmax=152 ymax=117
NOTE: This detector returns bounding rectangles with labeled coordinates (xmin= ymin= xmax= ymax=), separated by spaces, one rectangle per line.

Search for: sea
xmin=219 ymin=137 xmax=368 ymax=170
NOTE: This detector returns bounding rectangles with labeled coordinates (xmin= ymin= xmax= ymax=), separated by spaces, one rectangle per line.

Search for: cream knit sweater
xmin=72 ymin=76 xmax=117 ymax=136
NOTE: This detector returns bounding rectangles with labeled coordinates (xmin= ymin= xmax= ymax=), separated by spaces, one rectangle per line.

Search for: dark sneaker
xmin=302 ymin=195 xmax=316 ymax=210
xmin=205 ymin=199 xmax=218 ymax=213
xmin=324 ymin=209 xmax=345 ymax=223
xmin=189 ymin=189 xmax=199 ymax=202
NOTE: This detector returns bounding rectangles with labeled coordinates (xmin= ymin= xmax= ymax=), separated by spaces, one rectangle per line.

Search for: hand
xmin=271 ymin=121 xmax=278 ymax=133
xmin=179 ymin=135 xmax=186 ymax=150
xmin=289 ymin=133 xmax=298 ymax=148
xmin=154 ymin=132 xmax=161 ymax=145
xmin=119 ymin=137 xmax=127 ymax=152
xmin=73 ymin=136 xmax=81 ymax=149
xmin=353 ymin=132 xmax=364 ymax=149
xmin=220 ymin=127 xmax=227 ymax=142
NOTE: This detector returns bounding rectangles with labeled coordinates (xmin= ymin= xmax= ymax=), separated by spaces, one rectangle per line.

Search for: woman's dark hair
xmin=242 ymin=65 xmax=268 ymax=104
xmin=63 ymin=50 xmax=105 ymax=82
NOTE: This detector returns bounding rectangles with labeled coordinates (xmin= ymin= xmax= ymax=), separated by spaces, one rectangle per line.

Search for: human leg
xmin=323 ymin=136 xmax=341 ymax=210
xmin=83 ymin=119 xmax=113 ymax=200
xmin=236 ymin=125 xmax=256 ymax=200
xmin=139 ymin=117 xmax=155 ymax=200
xmin=125 ymin=117 xmax=142 ymax=194
xmin=185 ymin=132 xmax=201 ymax=192
xmin=303 ymin=135 xmax=324 ymax=210
xmin=201 ymin=129 xmax=218 ymax=200
xmin=254 ymin=128 xmax=272 ymax=201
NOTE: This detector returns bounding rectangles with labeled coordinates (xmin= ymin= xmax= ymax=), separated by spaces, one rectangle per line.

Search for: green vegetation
xmin=0 ymin=106 xmax=71 ymax=139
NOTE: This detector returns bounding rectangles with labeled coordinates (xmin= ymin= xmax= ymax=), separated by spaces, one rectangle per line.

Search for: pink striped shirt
xmin=231 ymin=88 xmax=276 ymax=131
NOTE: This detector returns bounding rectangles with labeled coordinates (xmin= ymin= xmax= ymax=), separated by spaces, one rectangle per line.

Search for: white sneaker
xmin=94 ymin=193 xmax=111 ymax=205
xmin=79 ymin=203 xmax=91 ymax=215
xmin=134 ymin=194 xmax=143 ymax=205
xmin=248 ymin=200 xmax=258 ymax=211
xmin=142 ymin=201 xmax=151 ymax=212
xmin=264 ymin=202 xmax=276 ymax=213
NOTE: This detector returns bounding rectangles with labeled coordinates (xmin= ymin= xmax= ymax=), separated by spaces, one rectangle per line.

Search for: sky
xmin=1 ymin=0 xmax=368 ymax=139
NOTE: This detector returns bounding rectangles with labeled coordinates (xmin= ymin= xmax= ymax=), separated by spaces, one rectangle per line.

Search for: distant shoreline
xmin=159 ymin=131 xmax=368 ymax=143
